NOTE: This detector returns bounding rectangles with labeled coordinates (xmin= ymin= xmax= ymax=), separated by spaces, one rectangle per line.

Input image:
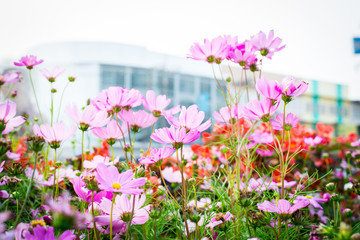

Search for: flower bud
xmin=351 ymin=233 xmax=360 ymax=240
xmin=342 ymin=208 xmax=353 ymax=218
xmin=27 ymin=135 xmax=45 ymax=153
xmin=135 ymin=165 xmax=146 ymax=178
xmin=51 ymin=88 xmax=57 ymax=93
xmin=325 ymin=182 xmax=336 ymax=192
xmin=68 ymin=76 xmax=76 ymax=82
xmin=84 ymin=175 xmax=99 ymax=191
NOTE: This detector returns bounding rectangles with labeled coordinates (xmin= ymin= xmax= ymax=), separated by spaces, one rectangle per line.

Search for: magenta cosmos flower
xmin=95 ymin=163 xmax=146 ymax=194
xmin=142 ymin=90 xmax=180 ymax=117
xmin=97 ymin=194 xmax=150 ymax=230
xmin=257 ymin=199 xmax=309 ymax=215
xmin=119 ymin=109 xmax=157 ymax=132
xmin=230 ymin=41 xmax=257 ymax=68
xmin=25 ymin=225 xmax=75 ymax=240
xmin=71 ymin=176 xmax=112 ymax=204
xmin=151 ymin=126 xmax=200 ymax=149
xmin=66 ymin=103 xmax=109 ymax=131
xmin=139 ymin=146 xmax=175 ymax=164
xmin=167 ymin=105 xmax=211 ymax=132
xmin=0 ymin=100 xmax=26 ymax=135
xmin=205 ymin=212 xmax=233 ymax=229
xmin=14 ymin=55 xmax=44 ymax=69
xmin=33 ymin=122 xmax=76 ymax=149
xmin=188 ymin=36 xmax=229 ymax=64
xmin=243 ymin=98 xmax=279 ymax=122
xmin=255 ymin=77 xmax=282 ymax=102
xmin=40 ymin=67 xmax=64 ymax=82
xmin=91 ymin=120 xmax=127 ymax=145
xmin=247 ymin=130 xmax=273 ymax=148
xmin=213 ymin=104 xmax=243 ymax=123
xmin=250 ymin=30 xmax=285 ymax=59
xmin=0 ymin=71 xmax=21 ymax=85
xmin=271 ymin=113 xmax=299 ymax=131
xmin=280 ymin=76 xmax=308 ymax=103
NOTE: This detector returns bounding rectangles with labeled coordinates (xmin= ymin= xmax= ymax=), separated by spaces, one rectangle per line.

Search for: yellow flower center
xmin=112 ymin=183 xmax=121 ymax=189
xmin=30 ymin=219 xmax=46 ymax=227
xmin=305 ymin=196 xmax=313 ymax=199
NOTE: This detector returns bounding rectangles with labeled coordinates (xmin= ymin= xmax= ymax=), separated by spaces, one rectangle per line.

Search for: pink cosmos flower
xmin=25 ymin=167 xmax=54 ymax=188
xmin=280 ymin=76 xmax=308 ymax=101
xmin=255 ymin=77 xmax=282 ymax=101
xmin=33 ymin=122 xmax=76 ymax=149
xmin=0 ymin=212 xmax=10 ymax=233
xmin=162 ymin=167 xmax=185 ymax=183
xmin=250 ymin=30 xmax=285 ymax=59
xmin=294 ymin=195 xmax=328 ymax=209
xmin=0 ymin=100 xmax=26 ymax=135
xmin=351 ymin=139 xmax=360 ymax=147
xmin=91 ymin=120 xmax=127 ymax=145
xmin=96 ymin=194 xmax=150 ymax=233
xmin=0 ymin=71 xmax=21 ymax=85
xmin=188 ymin=36 xmax=229 ymax=64
xmin=40 ymin=67 xmax=64 ymax=82
xmin=274 ymin=180 xmax=297 ymax=190
xmin=151 ymin=126 xmax=200 ymax=149
xmin=14 ymin=55 xmax=44 ymax=69
xmin=187 ymin=198 xmax=212 ymax=209
xmin=142 ymin=90 xmax=180 ymax=117
xmin=6 ymin=151 xmax=20 ymax=161
xmin=213 ymin=105 xmax=243 ymax=123
xmin=119 ymin=109 xmax=157 ymax=131
xmin=83 ymin=155 xmax=115 ymax=169
xmin=304 ymin=136 xmax=323 ymax=147
xmin=247 ymin=130 xmax=273 ymax=148
xmin=243 ymin=99 xmax=279 ymax=122
xmin=271 ymin=113 xmax=299 ymax=131
xmin=139 ymin=146 xmax=175 ymax=164
xmin=167 ymin=105 xmax=211 ymax=132
xmin=183 ymin=217 xmax=205 ymax=236
xmin=205 ymin=212 xmax=233 ymax=229
xmin=66 ymin=103 xmax=109 ymax=131
xmin=95 ymin=163 xmax=145 ymax=194
xmin=25 ymin=225 xmax=75 ymax=240
xmin=257 ymin=199 xmax=309 ymax=214
xmin=71 ymin=176 xmax=113 ymax=203
xmin=230 ymin=41 xmax=257 ymax=68
xmin=92 ymin=87 xmax=142 ymax=113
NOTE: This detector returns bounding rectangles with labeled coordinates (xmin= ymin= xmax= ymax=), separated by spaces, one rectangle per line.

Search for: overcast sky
xmin=2 ymin=0 xmax=360 ymax=99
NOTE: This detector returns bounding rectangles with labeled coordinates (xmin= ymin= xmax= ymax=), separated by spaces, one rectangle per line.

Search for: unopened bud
xmin=84 ymin=175 xmax=99 ymax=191
xmin=68 ymin=76 xmax=76 ymax=82
xmin=326 ymin=182 xmax=336 ymax=192
xmin=51 ymin=88 xmax=57 ymax=93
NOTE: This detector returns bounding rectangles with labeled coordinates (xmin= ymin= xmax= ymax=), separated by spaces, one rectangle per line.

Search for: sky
xmin=1 ymin=0 xmax=360 ymax=99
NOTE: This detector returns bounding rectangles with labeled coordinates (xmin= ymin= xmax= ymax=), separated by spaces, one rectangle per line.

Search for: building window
xmin=179 ymin=74 xmax=195 ymax=93
xmin=131 ymin=68 xmax=149 ymax=90
xmin=101 ymin=65 xmax=125 ymax=89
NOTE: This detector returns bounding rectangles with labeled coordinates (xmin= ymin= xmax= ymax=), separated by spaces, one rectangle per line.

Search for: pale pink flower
xmin=142 ymin=90 xmax=180 ymax=117
xmin=188 ymin=36 xmax=229 ymax=64
xmin=304 ymin=136 xmax=323 ymax=147
xmin=25 ymin=167 xmax=54 ymax=188
xmin=187 ymin=198 xmax=211 ymax=209
xmin=71 ymin=176 xmax=113 ymax=203
xmin=230 ymin=41 xmax=257 ymax=68
xmin=6 ymin=151 xmax=20 ymax=161
xmin=162 ymin=167 xmax=185 ymax=183
xmin=213 ymin=105 xmax=243 ymax=123
xmin=167 ymin=105 xmax=211 ymax=132
xmin=205 ymin=212 xmax=233 ymax=229
xmin=0 ymin=100 xmax=26 ymax=135
xmin=14 ymin=55 xmax=43 ymax=69
xmin=96 ymin=194 xmax=150 ymax=232
xmin=350 ymin=139 xmax=360 ymax=147
xmin=257 ymin=199 xmax=309 ymax=214
xmin=280 ymin=76 xmax=308 ymax=101
xmin=271 ymin=113 xmax=299 ymax=131
xmin=247 ymin=130 xmax=273 ymax=148
xmin=243 ymin=99 xmax=279 ymax=121
xmin=255 ymin=77 xmax=282 ymax=101
xmin=95 ymin=163 xmax=145 ymax=194
xmin=33 ymin=122 xmax=76 ymax=149
xmin=40 ymin=67 xmax=64 ymax=82
xmin=294 ymin=195 xmax=328 ymax=209
xmin=151 ymin=126 xmax=200 ymax=148
xmin=83 ymin=155 xmax=114 ymax=169
xmin=119 ymin=109 xmax=157 ymax=131
xmin=66 ymin=103 xmax=109 ymax=131
xmin=139 ymin=146 xmax=175 ymax=164
xmin=0 ymin=71 xmax=21 ymax=84
xmin=91 ymin=120 xmax=127 ymax=145
xmin=250 ymin=30 xmax=285 ymax=59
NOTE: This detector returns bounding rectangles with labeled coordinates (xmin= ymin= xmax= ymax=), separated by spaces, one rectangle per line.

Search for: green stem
xmin=50 ymin=82 xmax=54 ymax=126
xmin=125 ymin=196 xmax=136 ymax=240
xmin=91 ymin=191 xmax=98 ymax=240
xmin=29 ymin=70 xmax=44 ymax=123
xmin=111 ymin=144 xmax=114 ymax=164
xmin=280 ymin=102 xmax=287 ymax=199
xmin=146 ymin=123 xmax=156 ymax=153
xmin=81 ymin=130 xmax=85 ymax=171
xmin=177 ymin=148 xmax=190 ymax=239
xmin=56 ymin=82 xmax=70 ymax=122
xmin=4 ymin=83 xmax=14 ymax=99
xmin=245 ymin=207 xmax=252 ymax=238
xmin=110 ymin=194 xmax=116 ymax=240
xmin=14 ymin=152 xmax=38 ymax=225
xmin=153 ymin=218 xmax=157 ymax=240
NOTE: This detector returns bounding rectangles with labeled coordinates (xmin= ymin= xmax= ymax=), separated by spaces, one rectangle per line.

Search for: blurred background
xmin=1 ymin=0 xmax=360 ymax=156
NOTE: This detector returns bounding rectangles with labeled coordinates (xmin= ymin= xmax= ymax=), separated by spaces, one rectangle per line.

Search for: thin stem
xmin=29 ymin=70 xmax=44 ymax=123
xmin=115 ymin=114 xmax=129 ymax=163
xmin=252 ymin=72 xmax=260 ymax=100
xmin=14 ymin=152 xmax=38 ymax=226
xmin=56 ymin=82 xmax=70 ymax=121
xmin=211 ymin=64 xmax=229 ymax=107
xmin=159 ymin=167 xmax=181 ymax=209
xmin=244 ymin=70 xmax=250 ymax=102
xmin=4 ymin=83 xmax=14 ymax=99
xmin=146 ymin=123 xmax=156 ymax=153
xmin=218 ymin=64 xmax=232 ymax=103
xmin=177 ymin=148 xmax=190 ymax=239
xmin=280 ymin=103 xmax=287 ymax=199
xmin=50 ymin=82 xmax=54 ymax=126
xmin=125 ymin=196 xmax=136 ymax=240
xmin=55 ymin=149 xmax=59 ymax=199
xmin=111 ymin=145 xmax=114 ymax=164
xmin=91 ymin=191 xmax=98 ymax=240
xmin=153 ymin=218 xmax=157 ymax=240
xmin=110 ymin=194 xmax=116 ymax=240
xmin=81 ymin=130 xmax=85 ymax=171
xmin=245 ymin=207 xmax=252 ymax=238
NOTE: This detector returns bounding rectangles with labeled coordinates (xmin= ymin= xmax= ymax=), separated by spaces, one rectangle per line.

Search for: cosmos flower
xmin=257 ymin=199 xmax=309 ymax=214
xmin=91 ymin=120 xmax=127 ymax=145
xmin=304 ymin=136 xmax=323 ymax=147
xmin=205 ymin=212 xmax=233 ymax=229
xmin=151 ymin=126 xmax=200 ymax=149
xmin=213 ymin=105 xmax=243 ymax=123
xmin=0 ymin=100 xmax=26 ymax=135
xmin=280 ymin=76 xmax=308 ymax=102
xmin=40 ymin=67 xmax=64 ymax=82
xmin=255 ymin=77 xmax=282 ymax=102
xmin=142 ymin=90 xmax=180 ymax=117
xmin=167 ymin=105 xmax=211 ymax=132
xmin=118 ymin=109 xmax=157 ymax=131
xmin=271 ymin=113 xmax=299 ymax=131
xmin=243 ymin=99 xmax=279 ymax=122
xmin=95 ymin=163 xmax=145 ymax=194
xmin=250 ymin=30 xmax=285 ymax=59
xmin=294 ymin=195 xmax=328 ymax=209
xmin=14 ymin=55 xmax=44 ymax=69
xmin=33 ymin=122 xmax=76 ymax=149
xmin=0 ymin=71 xmax=21 ymax=85
xmin=138 ymin=146 xmax=175 ymax=164
xmin=188 ymin=36 xmax=229 ymax=64
xmin=162 ymin=167 xmax=185 ymax=183
xmin=25 ymin=225 xmax=75 ymax=240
